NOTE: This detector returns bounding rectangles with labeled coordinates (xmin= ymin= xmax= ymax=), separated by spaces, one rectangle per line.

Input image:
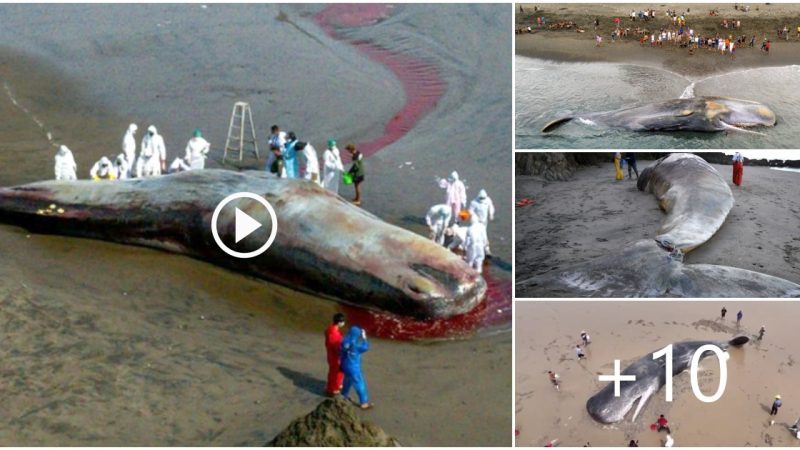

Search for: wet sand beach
xmin=516 ymin=301 xmax=800 ymax=447
xmin=516 ymin=156 xmax=800 ymax=296
xmin=516 ymin=3 xmax=800 ymax=77
xmin=0 ymin=4 xmax=511 ymax=445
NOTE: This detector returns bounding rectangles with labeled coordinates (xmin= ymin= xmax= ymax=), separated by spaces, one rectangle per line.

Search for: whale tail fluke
xmin=729 ymin=336 xmax=749 ymax=346
xmin=541 ymin=117 xmax=574 ymax=133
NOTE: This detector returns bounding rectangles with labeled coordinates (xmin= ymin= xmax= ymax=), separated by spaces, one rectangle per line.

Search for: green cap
xmin=193 ymin=128 xmax=203 ymax=138
xmin=327 ymin=139 xmax=336 ymax=147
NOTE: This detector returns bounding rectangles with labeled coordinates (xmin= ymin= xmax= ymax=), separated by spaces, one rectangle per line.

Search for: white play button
xmin=235 ymin=207 xmax=262 ymax=243
xmin=211 ymin=192 xmax=279 ymax=259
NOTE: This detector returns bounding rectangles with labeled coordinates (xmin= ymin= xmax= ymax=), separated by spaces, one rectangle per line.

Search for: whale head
xmin=705 ymin=97 xmax=777 ymax=129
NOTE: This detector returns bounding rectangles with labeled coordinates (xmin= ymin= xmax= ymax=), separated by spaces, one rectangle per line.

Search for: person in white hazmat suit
xmin=54 ymin=145 xmax=78 ymax=180
xmin=322 ymin=139 xmax=344 ymax=193
xmin=469 ymin=189 xmax=495 ymax=255
xmin=438 ymin=171 xmax=467 ymax=225
xmin=137 ymin=125 xmax=166 ymax=177
xmin=464 ymin=215 xmax=488 ymax=273
xmin=184 ymin=128 xmax=210 ymax=170
xmin=122 ymin=123 xmax=138 ymax=177
xmin=114 ymin=153 xmax=130 ymax=180
xmin=297 ymin=141 xmax=321 ymax=185
xmin=168 ymin=157 xmax=191 ymax=174
xmin=425 ymin=204 xmax=452 ymax=246
xmin=90 ymin=156 xmax=116 ymax=180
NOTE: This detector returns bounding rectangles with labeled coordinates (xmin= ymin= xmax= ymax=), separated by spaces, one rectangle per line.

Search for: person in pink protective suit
xmin=438 ymin=171 xmax=467 ymax=225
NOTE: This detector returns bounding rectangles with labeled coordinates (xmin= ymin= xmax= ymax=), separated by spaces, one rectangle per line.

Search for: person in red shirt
xmin=325 ymin=313 xmax=346 ymax=395
xmin=656 ymin=414 xmax=671 ymax=433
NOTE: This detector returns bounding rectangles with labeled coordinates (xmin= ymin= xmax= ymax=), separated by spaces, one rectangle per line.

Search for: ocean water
xmin=516 ymin=55 xmax=800 ymax=149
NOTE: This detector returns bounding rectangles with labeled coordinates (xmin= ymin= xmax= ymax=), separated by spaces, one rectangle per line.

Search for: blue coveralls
xmin=341 ymin=326 xmax=369 ymax=405
xmin=283 ymin=139 xmax=299 ymax=178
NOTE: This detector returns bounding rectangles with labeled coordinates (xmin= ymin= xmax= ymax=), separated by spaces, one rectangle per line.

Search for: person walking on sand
xmin=625 ymin=153 xmax=639 ymax=179
xmin=575 ymin=344 xmax=586 ymax=360
xmin=732 ymin=152 xmax=744 ymax=186
xmin=324 ymin=313 xmax=346 ymax=396
xmin=547 ymin=370 xmax=560 ymax=391
xmin=341 ymin=326 xmax=372 ymax=409
xmin=663 ymin=434 xmax=674 ymax=448
xmin=581 ymin=331 xmax=591 ymax=346
xmin=771 ymin=395 xmax=782 ymax=416
xmin=345 ymin=143 xmax=365 ymax=206
xmin=721 ymin=306 xmax=727 ymax=319
xmin=757 ymin=325 xmax=766 ymax=341
xmin=737 ymin=309 xmax=743 ymax=325
xmin=613 ymin=152 xmax=624 ymax=181
xmin=629 ymin=440 xmax=639 ymax=447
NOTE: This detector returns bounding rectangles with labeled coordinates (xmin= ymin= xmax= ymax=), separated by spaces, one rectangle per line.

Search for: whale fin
xmin=542 ymin=117 xmax=574 ymax=133
xmin=718 ymin=121 xmax=767 ymax=136
xmin=630 ymin=383 xmax=657 ymax=422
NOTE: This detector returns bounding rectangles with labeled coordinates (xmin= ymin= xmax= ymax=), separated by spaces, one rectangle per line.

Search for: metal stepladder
xmin=223 ymin=101 xmax=260 ymax=163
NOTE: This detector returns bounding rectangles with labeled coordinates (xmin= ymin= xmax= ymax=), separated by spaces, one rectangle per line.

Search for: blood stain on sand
xmin=342 ymin=269 xmax=512 ymax=341
xmin=314 ymin=5 xmax=510 ymax=339
xmin=314 ymin=4 xmax=446 ymax=160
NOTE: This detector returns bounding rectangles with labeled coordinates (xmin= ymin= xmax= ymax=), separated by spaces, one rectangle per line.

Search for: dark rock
xmin=267 ymin=397 xmax=399 ymax=447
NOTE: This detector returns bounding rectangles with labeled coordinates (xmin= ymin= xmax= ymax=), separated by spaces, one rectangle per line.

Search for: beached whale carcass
xmin=587 ymin=336 xmax=749 ymax=424
xmin=637 ymin=153 xmax=734 ymax=253
xmin=542 ymin=97 xmax=776 ymax=133
xmin=0 ymin=170 xmax=486 ymax=319
xmin=517 ymin=153 xmax=800 ymax=298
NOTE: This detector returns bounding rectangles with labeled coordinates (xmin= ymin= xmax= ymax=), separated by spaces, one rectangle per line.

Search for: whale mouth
xmin=405 ymin=263 xmax=487 ymax=319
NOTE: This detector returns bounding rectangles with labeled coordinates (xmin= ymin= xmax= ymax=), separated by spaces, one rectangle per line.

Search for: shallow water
xmin=515 ymin=55 xmax=800 ymax=149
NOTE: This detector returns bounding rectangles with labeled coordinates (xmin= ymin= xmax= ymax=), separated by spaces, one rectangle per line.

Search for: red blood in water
xmin=342 ymin=270 xmax=512 ymax=341
xmin=314 ymin=5 xmax=447 ymax=161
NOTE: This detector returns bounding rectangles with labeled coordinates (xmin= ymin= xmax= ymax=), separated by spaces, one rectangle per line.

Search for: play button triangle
xmin=235 ymin=207 xmax=262 ymax=243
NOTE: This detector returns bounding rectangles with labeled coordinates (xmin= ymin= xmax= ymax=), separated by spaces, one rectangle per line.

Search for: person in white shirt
xmin=184 ymin=128 xmax=210 ymax=170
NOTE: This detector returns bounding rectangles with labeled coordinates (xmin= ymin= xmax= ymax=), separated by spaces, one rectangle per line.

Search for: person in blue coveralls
xmin=340 ymin=326 xmax=372 ymax=409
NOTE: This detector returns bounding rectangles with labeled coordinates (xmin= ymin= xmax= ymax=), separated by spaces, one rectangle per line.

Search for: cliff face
xmin=515 ymin=152 xmax=800 ymax=181
xmin=515 ymin=153 xmax=667 ymax=180
xmin=267 ymin=397 xmax=399 ymax=447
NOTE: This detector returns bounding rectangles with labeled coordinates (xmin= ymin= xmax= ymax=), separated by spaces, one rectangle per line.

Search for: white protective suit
xmin=54 ymin=145 xmax=78 ymax=180
xmin=168 ymin=157 xmax=191 ymax=174
xmin=469 ymin=189 xmax=495 ymax=254
xmin=301 ymin=142 xmax=321 ymax=185
xmin=446 ymin=223 xmax=467 ymax=252
xmin=322 ymin=143 xmax=345 ymax=193
xmin=114 ymin=153 xmax=130 ymax=180
xmin=137 ymin=125 xmax=166 ymax=177
xmin=425 ymin=204 xmax=452 ymax=246
xmin=90 ymin=156 xmax=116 ymax=180
xmin=464 ymin=217 xmax=488 ymax=273
xmin=184 ymin=136 xmax=210 ymax=170
xmin=439 ymin=171 xmax=467 ymax=224
xmin=469 ymin=190 xmax=495 ymax=226
xmin=122 ymin=123 xmax=138 ymax=177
